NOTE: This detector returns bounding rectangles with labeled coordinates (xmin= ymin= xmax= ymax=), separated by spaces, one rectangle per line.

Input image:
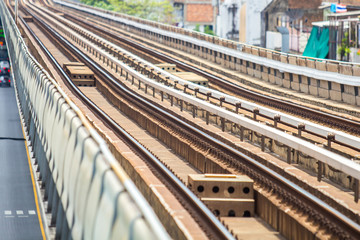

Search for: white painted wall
xmin=350 ymin=48 xmax=360 ymax=63
xmin=216 ymin=0 xmax=272 ymax=45
xmin=216 ymin=0 xmax=241 ymax=40
xmin=184 ymin=24 xmax=205 ymax=32
xmin=299 ymin=32 xmax=310 ymax=53
xmin=245 ymin=0 xmax=272 ymax=45
xmin=266 ymin=31 xmax=282 ymax=50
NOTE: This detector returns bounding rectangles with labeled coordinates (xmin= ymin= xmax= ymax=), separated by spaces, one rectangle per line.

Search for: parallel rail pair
xmin=24 ymin=2 xmax=360 ymax=239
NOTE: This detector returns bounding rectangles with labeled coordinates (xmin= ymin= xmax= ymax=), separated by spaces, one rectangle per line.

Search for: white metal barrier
xmin=0 ymin=1 xmax=169 ymax=239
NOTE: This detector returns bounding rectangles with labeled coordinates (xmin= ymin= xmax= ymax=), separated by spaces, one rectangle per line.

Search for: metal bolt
xmin=298 ymin=123 xmax=305 ymax=137
xmin=206 ymin=92 xmax=212 ymax=101
xmin=274 ymin=114 xmax=281 ymax=128
xmin=253 ymin=108 xmax=259 ymax=120
xmin=235 ymin=102 xmax=241 ymax=113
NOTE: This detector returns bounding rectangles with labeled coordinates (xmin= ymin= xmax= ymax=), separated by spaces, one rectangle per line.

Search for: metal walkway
xmin=0 ymin=84 xmax=44 ymax=240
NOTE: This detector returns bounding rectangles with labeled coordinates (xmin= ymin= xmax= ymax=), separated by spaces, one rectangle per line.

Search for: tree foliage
xmin=193 ymin=24 xmax=200 ymax=32
xmin=204 ymin=25 xmax=215 ymax=36
xmin=80 ymin=0 xmax=174 ymax=23
xmin=193 ymin=24 xmax=215 ymax=36
xmin=338 ymin=32 xmax=351 ymax=61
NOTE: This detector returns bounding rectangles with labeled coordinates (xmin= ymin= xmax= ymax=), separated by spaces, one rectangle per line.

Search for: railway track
xmin=13 ymin=1 xmax=360 ymax=239
xmin=15 ymin=2 xmax=236 ymax=240
xmin=30 ymin=2 xmax=360 ymax=186
xmin=21 ymin=1 xmax=360 ymax=237
xmin=43 ymin=3 xmax=360 ymax=167
xmin=54 ymin=1 xmax=360 ymax=138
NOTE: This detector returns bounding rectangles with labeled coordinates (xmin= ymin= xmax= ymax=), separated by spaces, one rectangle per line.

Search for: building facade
xmin=173 ymin=0 xmax=215 ymax=32
xmin=261 ymin=0 xmax=323 ymax=52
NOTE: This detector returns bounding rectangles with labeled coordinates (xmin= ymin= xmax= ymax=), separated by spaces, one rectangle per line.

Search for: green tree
xmin=204 ymin=25 xmax=214 ymax=36
xmin=193 ymin=24 xmax=200 ymax=32
xmin=338 ymin=32 xmax=351 ymax=62
xmin=80 ymin=0 xmax=174 ymax=23
xmin=193 ymin=24 xmax=215 ymax=36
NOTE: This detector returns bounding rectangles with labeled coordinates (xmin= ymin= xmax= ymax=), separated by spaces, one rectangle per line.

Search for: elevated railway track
xmin=39 ymin=0 xmax=360 ymax=189
xmin=6 ymin=0 xmax=360 ymax=239
xmin=54 ymin=0 xmax=360 ymax=110
xmin=16 ymin=1 xmax=235 ymax=239
xmin=60 ymin=7 xmax=360 ymax=137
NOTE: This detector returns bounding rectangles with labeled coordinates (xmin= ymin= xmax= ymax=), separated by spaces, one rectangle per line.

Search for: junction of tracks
xmin=0 ymin=0 xmax=360 ymax=239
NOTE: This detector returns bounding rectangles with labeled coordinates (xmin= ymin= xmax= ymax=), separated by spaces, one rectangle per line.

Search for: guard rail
xmin=0 ymin=1 xmax=169 ymax=239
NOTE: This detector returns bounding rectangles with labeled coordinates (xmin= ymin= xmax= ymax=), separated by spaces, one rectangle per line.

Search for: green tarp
xmin=303 ymin=26 xmax=329 ymax=59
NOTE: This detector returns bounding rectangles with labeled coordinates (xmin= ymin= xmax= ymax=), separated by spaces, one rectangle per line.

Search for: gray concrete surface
xmin=0 ymin=84 xmax=44 ymax=240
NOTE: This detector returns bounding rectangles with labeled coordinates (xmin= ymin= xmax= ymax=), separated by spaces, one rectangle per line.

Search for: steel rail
xmin=57 ymin=0 xmax=360 ymax=69
xmin=54 ymin=0 xmax=360 ymax=85
xmin=29 ymin=3 xmax=360 ymax=210
xmin=34 ymin=6 xmax=360 ymax=172
xmin=12 ymin=9 xmax=171 ymax=240
xmin=24 ymin=5 xmax=360 ymax=239
xmin=45 ymin=6 xmax=360 ymax=158
xmin=22 ymin=6 xmax=235 ymax=240
xmin=114 ymin=21 xmax=360 ymax=135
xmin=57 ymin=3 xmax=360 ymax=138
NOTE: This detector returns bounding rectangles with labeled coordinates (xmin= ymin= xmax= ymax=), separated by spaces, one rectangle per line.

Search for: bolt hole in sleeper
xmin=243 ymin=210 xmax=251 ymax=217
xmin=212 ymin=186 xmax=219 ymax=193
xmin=228 ymin=186 xmax=235 ymax=194
xmin=197 ymin=185 xmax=204 ymax=192
xmin=213 ymin=209 xmax=220 ymax=216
